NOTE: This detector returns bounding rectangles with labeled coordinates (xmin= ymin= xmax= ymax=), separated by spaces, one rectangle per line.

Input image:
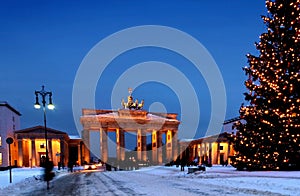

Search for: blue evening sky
xmin=1 ymin=1 xmax=266 ymax=139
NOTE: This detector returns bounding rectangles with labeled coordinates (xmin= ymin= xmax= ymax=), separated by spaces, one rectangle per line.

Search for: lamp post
xmin=6 ymin=137 xmax=13 ymax=183
xmin=34 ymin=85 xmax=54 ymax=190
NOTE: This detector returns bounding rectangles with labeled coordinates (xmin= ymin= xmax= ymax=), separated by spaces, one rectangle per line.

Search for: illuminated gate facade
xmin=80 ymin=109 xmax=180 ymax=165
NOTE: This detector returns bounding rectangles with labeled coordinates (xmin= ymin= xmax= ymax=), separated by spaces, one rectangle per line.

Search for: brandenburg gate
xmin=80 ymin=90 xmax=180 ymax=165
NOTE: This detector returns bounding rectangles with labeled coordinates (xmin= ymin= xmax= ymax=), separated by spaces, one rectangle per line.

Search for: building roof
xmin=0 ymin=101 xmax=21 ymax=116
xmin=223 ymin=117 xmax=241 ymax=124
xmin=69 ymin=135 xmax=81 ymax=140
xmin=14 ymin=125 xmax=67 ymax=135
xmin=88 ymin=112 xmax=179 ymax=122
xmin=180 ymin=132 xmax=234 ymax=144
xmin=82 ymin=109 xmax=179 ymax=121
xmin=81 ymin=109 xmax=180 ymax=131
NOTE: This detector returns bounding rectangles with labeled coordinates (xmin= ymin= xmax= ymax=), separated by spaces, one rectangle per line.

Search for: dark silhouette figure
xmin=221 ymin=159 xmax=225 ymax=166
xmin=180 ymin=158 xmax=186 ymax=171
xmin=68 ymin=161 xmax=73 ymax=172
xmin=44 ymin=160 xmax=54 ymax=189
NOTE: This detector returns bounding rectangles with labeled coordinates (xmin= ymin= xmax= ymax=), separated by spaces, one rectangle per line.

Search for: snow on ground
xmin=134 ymin=166 xmax=300 ymax=195
xmin=0 ymin=167 xmax=44 ymax=189
xmin=0 ymin=166 xmax=72 ymax=190
xmin=1 ymin=165 xmax=300 ymax=195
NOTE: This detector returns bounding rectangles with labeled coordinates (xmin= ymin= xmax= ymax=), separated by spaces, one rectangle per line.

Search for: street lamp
xmin=34 ymin=85 xmax=54 ymax=190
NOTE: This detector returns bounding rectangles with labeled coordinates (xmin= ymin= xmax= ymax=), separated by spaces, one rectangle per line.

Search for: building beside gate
xmin=0 ymin=102 xmax=89 ymax=168
xmin=13 ymin=126 xmax=88 ymax=167
xmin=179 ymin=132 xmax=235 ymax=165
xmin=14 ymin=126 xmax=69 ymax=167
xmin=0 ymin=102 xmax=21 ymax=167
xmin=179 ymin=118 xmax=239 ymax=166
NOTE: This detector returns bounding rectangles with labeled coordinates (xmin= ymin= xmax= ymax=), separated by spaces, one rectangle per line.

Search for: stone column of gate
xmin=141 ymin=130 xmax=147 ymax=161
xmin=120 ymin=129 xmax=125 ymax=161
xmin=77 ymin=144 xmax=81 ymax=165
xmin=151 ymin=130 xmax=157 ymax=163
xmin=82 ymin=129 xmax=90 ymax=164
xmin=137 ymin=129 xmax=142 ymax=161
xmin=166 ymin=130 xmax=173 ymax=162
xmin=18 ymin=139 xmax=23 ymax=167
xmin=204 ymin=141 xmax=209 ymax=163
xmin=116 ymin=128 xmax=125 ymax=161
xmin=157 ymin=131 xmax=163 ymax=164
xmin=100 ymin=127 xmax=108 ymax=163
xmin=31 ymin=138 xmax=36 ymax=167
xmin=172 ymin=130 xmax=178 ymax=162
xmin=116 ymin=128 xmax=120 ymax=161
xmin=48 ymin=139 xmax=53 ymax=162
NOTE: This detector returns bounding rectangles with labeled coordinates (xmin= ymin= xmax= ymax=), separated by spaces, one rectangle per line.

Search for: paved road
xmin=17 ymin=171 xmax=139 ymax=196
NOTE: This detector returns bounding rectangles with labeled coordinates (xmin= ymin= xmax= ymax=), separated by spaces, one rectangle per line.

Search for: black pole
xmin=6 ymin=137 xmax=13 ymax=184
xmin=43 ymin=106 xmax=50 ymax=190
xmin=9 ymin=143 xmax=12 ymax=183
xmin=39 ymin=86 xmax=50 ymax=190
xmin=43 ymin=105 xmax=48 ymax=163
xmin=35 ymin=85 xmax=54 ymax=190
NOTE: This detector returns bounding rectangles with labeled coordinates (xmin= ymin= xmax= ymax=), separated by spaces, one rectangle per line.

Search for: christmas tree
xmin=233 ymin=0 xmax=300 ymax=171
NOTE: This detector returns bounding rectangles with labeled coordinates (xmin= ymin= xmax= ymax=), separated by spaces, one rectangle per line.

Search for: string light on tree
xmin=233 ymin=0 xmax=300 ymax=171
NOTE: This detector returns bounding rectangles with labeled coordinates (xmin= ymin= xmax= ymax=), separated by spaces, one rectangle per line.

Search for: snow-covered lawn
xmin=0 ymin=167 xmax=71 ymax=189
xmin=0 ymin=167 xmax=44 ymax=189
xmin=135 ymin=166 xmax=300 ymax=195
xmin=1 ymin=165 xmax=300 ymax=195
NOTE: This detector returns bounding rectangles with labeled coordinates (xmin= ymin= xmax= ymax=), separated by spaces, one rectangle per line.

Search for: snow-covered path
xmin=1 ymin=166 xmax=300 ymax=196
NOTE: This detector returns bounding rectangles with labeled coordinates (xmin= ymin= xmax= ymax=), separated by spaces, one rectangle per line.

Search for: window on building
xmin=219 ymin=145 xmax=224 ymax=150
xmin=0 ymin=152 xmax=2 ymax=165
xmin=0 ymin=135 xmax=2 ymax=146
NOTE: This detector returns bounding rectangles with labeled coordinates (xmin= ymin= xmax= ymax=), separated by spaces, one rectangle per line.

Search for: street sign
xmin=6 ymin=137 xmax=13 ymax=144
